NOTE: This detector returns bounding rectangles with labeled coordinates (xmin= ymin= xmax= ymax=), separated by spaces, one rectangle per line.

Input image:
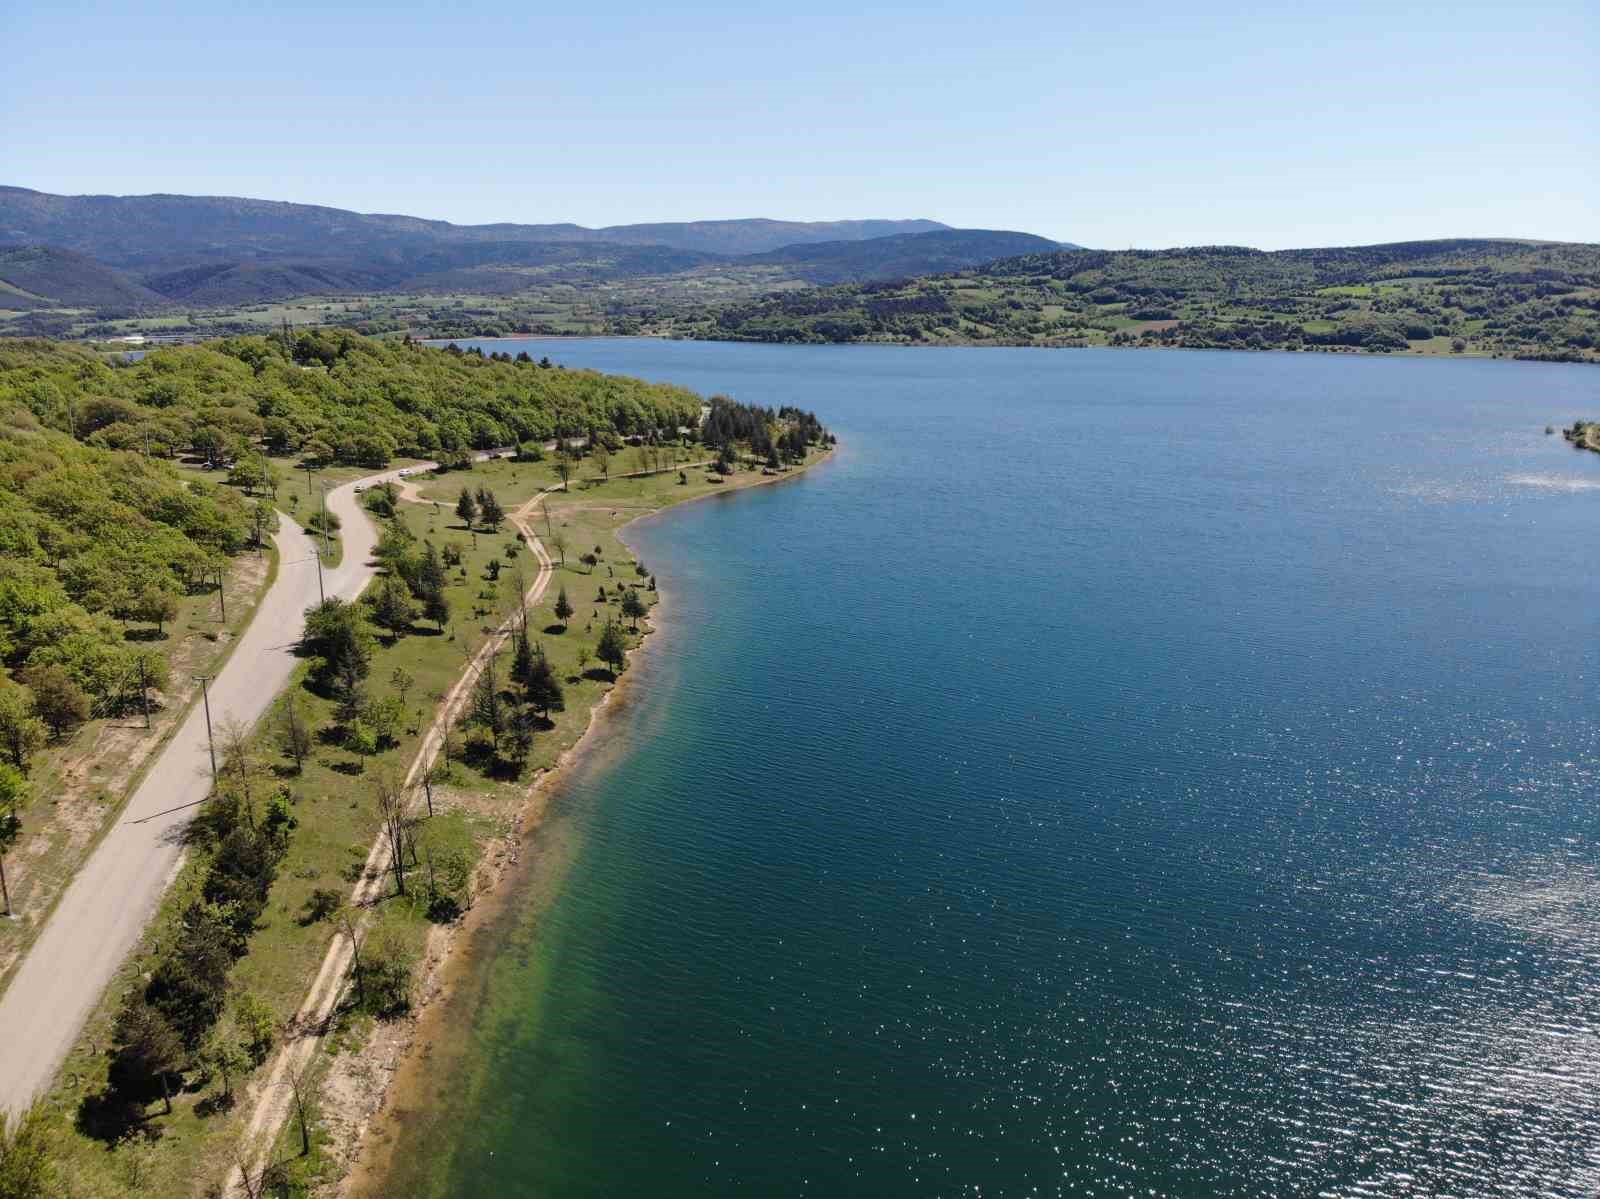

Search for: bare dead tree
xmin=338 ymin=906 xmax=366 ymax=1009
xmin=374 ymin=771 xmax=410 ymax=896
xmin=234 ymin=1152 xmax=261 ymax=1199
xmin=217 ymin=716 xmax=258 ymax=813
xmin=285 ymin=1059 xmax=315 ymax=1157
xmin=278 ymin=693 xmax=311 ymax=772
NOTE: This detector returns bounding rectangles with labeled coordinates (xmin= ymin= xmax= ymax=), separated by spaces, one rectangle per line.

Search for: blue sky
xmin=7 ymin=0 xmax=1595 ymax=248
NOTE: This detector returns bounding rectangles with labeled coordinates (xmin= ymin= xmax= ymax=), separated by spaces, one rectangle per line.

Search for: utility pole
xmin=318 ymin=484 xmax=332 ymax=559
xmin=138 ymin=658 xmax=151 ymax=729
xmin=195 ymin=676 xmax=218 ymax=785
xmin=314 ymin=550 xmax=325 ymax=603
xmin=304 ymin=463 xmax=315 ymax=497
xmin=215 ymin=566 xmax=226 ymax=622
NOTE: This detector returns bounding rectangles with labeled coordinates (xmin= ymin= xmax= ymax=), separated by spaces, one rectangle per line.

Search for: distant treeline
xmin=659 ymin=239 xmax=1600 ymax=361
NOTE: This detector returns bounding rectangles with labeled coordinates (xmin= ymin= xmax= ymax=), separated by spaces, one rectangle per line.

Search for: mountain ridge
xmin=0 ymin=186 xmax=953 ymax=263
xmin=0 ymin=187 xmax=1061 ymax=314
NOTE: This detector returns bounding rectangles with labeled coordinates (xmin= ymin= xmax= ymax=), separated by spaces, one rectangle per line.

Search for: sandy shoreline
xmin=323 ymin=450 xmax=836 ymax=1197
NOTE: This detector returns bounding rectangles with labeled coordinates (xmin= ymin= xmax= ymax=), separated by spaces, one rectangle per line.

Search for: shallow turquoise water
xmin=403 ymin=343 xmax=1600 ymax=1197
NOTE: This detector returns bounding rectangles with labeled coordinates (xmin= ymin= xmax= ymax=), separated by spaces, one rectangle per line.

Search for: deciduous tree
xmin=134 ymin=585 xmax=180 ymax=637
xmin=278 ymin=693 xmax=311 ymax=772
xmin=0 ymin=765 xmax=26 ymax=918
xmin=0 ymin=685 xmax=46 ymax=771
xmin=374 ymin=771 xmax=411 ymax=897
xmin=18 ymin=664 xmax=88 ymax=739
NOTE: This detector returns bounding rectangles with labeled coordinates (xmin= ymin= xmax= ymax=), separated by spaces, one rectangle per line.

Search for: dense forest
xmin=0 ymin=332 xmax=703 ymax=468
xmin=657 ymin=238 xmax=1600 ymax=361
xmin=0 ymin=420 xmax=252 ymax=735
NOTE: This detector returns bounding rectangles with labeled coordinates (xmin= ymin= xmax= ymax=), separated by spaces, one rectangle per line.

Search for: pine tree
xmin=469 ymin=654 xmax=504 ymax=737
xmin=596 ymin=620 xmax=627 ymax=677
xmin=511 ymin=621 xmax=535 ymax=688
xmin=525 ymin=652 xmax=566 ymax=719
xmin=424 ymin=589 xmax=451 ymax=633
xmin=553 ymin=586 xmax=574 ymax=628
xmin=477 ymin=488 xmax=505 ymax=531
xmin=419 ymin=541 xmax=446 ymax=596
xmin=455 ymin=487 xmax=477 ymax=529
xmin=370 ymin=575 xmax=416 ymax=640
xmin=621 ymin=588 xmax=647 ymax=632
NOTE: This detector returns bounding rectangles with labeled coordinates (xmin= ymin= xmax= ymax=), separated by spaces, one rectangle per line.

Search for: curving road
xmin=0 ymin=465 xmax=419 ymax=1117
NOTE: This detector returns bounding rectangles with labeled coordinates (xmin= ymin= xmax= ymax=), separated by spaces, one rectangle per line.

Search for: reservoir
xmin=385 ymin=342 xmax=1600 ymax=1197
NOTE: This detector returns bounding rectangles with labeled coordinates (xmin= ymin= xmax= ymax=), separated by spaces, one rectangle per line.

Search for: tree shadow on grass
xmin=330 ymin=759 xmax=366 ymax=777
xmin=194 ymin=1090 xmax=236 ymax=1119
xmin=122 ymin=627 xmax=167 ymax=643
xmin=76 ymin=1087 xmax=161 ymax=1147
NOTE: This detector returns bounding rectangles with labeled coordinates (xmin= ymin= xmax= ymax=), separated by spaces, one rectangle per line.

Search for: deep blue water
xmin=396 ymin=343 xmax=1600 ymax=1197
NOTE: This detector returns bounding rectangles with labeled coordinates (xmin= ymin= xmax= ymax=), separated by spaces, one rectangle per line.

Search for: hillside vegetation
xmin=0 ymin=413 xmax=254 ymax=729
xmin=0 ymin=247 xmax=166 ymax=314
xmin=0 ymin=331 xmax=699 ymax=734
xmin=0 ymin=333 xmax=702 ymax=467
xmin=661 ymin=238 xmax=1600 ymax=361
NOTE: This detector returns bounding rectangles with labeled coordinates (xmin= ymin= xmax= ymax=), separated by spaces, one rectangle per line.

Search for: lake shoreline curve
xmin=323 ymin=448 xmax=837 ymax=1198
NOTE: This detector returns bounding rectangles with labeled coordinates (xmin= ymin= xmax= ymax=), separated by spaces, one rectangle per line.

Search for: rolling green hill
xmin=660 ymin=239 xmax=1600 ymax=361
xmin=0 ymin=246 xmax=168 ymax=314
xmin=739 ymin=229 xmax=1061 ymax=284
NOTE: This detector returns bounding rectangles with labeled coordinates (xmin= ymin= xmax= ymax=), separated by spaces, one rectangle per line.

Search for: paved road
xmin=0 ymin=466 xmax=414 ymax=1116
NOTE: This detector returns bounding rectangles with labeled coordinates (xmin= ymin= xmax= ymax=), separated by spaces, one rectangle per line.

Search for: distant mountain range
xmin=0 ymin=187 xmax=1068 ymax=314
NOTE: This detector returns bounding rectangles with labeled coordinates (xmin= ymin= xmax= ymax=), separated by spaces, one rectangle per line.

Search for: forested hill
xmin=0 ymin=246 xmax=166 ymax=313
xmin=739 ymin=229 xmax=1061 ymax=284
xmin=0 ymin=332 xmax=704 ymax=730
xmin=0 ymin=386 xmax=257 ymax=729
xmin=0 ymin=187 xmax=944 ymax=265
xmin=664 ymin=238 xmax=1600 ymax=361
xmin=0 ymin=333 xmax=702 ymax=467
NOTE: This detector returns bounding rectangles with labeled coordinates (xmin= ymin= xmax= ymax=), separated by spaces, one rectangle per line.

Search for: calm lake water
xmin=391 ymin=342 xmax=1600 ymax=1197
